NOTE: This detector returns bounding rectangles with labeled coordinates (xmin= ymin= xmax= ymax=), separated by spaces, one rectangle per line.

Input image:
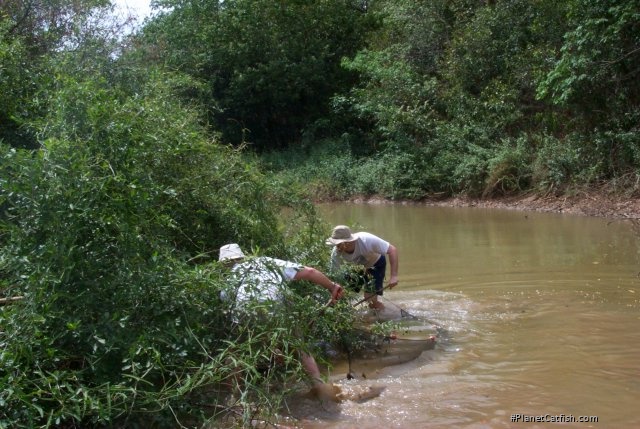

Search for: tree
xmin=0 ymin=0 xmax=125 ymax=148
xmin=140 ymin=0 xmax=377 ymax=150
xmin=537 ymin=0 xmax=640 ymax=116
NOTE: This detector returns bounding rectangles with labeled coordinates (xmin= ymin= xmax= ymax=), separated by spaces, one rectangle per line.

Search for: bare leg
xmin=300 ymin=351 xmax=339 ymax=402
xmin=365 ymin=293 xmax=384 ymax=310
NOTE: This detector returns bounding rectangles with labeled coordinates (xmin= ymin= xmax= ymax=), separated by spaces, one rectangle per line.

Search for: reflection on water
xmin=284 ymin=203 xmax=640 ymax=428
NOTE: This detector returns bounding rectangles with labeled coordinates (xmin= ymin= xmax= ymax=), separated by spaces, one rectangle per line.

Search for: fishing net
xmin=322 ymin=295 xmax=446 ymax=380
xmin=326 ymin=326 xmax=437 ymax=380
xmin=354 ymin=295 xmax=448 ymax=335
xmin=316 ymin=273 xmax=449 ymax=379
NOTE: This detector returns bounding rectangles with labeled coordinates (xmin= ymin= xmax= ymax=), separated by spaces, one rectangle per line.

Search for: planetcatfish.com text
xmin=510 ymin=414 xmax=598 ymax=423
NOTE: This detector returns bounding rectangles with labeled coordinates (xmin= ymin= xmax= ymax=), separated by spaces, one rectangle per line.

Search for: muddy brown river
xmin=283 ymin=203 xmax=640 ymax=429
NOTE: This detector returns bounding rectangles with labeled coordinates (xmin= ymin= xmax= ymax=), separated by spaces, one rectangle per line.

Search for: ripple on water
xmin=283 ymin=280 xmax=640 ymax=428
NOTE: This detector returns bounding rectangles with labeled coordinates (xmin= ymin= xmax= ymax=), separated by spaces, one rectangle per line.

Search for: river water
xmin=285 ymin=203 xmax=640 ymax=429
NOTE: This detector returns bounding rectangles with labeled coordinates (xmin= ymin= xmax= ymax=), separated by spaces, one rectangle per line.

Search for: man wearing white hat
xmin=326 ymin=225 xmax=398 ymax=310
xmin=218 ymin=243 xmax=344 ymax=402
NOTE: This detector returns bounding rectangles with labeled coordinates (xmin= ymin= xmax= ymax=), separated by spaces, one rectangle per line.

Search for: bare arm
xmin=386 ymin=244 xmax=398 ymax=288
xmin=294 ymin=266 xmax=344 ymax=303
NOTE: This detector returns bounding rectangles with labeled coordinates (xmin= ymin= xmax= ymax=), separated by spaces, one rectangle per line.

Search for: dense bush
xmin=0 ymin=63 xmax=347 ymax=427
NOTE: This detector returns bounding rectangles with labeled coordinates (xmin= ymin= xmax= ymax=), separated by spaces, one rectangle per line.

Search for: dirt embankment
xmin=354 ymin=192 xmax=640 ymax=220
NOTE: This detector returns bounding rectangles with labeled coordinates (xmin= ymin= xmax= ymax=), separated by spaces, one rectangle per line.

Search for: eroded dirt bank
xmin=352 ymin=192 xmax=640 ymax=220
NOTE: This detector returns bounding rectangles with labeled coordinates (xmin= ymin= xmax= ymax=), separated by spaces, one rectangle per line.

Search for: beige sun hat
xmin=219 ymin=243 xmax=246 ymax=262
xmin=325 ymin=225 xmax=357 ymax=246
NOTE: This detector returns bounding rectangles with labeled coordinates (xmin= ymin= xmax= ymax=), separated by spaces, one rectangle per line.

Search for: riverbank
xmin=350 ymin=191 xmax=640 ymax=220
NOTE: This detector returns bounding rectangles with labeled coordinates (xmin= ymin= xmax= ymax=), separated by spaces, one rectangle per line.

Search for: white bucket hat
xmin=219 ymin=243 xmax=246 ymax=262
xmin=325 ymin=225 xmax=357 ymax=246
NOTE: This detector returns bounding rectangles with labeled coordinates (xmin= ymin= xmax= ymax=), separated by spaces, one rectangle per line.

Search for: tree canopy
xmin=140 ymin=0 xmax=378 ymax=149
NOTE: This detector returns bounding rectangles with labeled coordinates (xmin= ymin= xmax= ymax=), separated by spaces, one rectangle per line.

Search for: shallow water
xmin=284 ymin=203 xmax=640 ymax=428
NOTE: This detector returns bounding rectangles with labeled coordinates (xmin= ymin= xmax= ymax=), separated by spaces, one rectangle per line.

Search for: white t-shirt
xmin=230 ymin=256 xmax=302 ymax=306
xmin=330 ymin=232 xmax=390 ymax=271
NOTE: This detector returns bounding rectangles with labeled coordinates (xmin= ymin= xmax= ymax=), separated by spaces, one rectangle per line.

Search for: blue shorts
xmin=365 ymin=255 xmax=387 ymax=295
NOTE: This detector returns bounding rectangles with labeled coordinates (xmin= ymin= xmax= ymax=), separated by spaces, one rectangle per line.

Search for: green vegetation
xmin=259 ymin=0 xmax=639 ymax=199
xmin=1 ymin=0 xmax=639 ymax=427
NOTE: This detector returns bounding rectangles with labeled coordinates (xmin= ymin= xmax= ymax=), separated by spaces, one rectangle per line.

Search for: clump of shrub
xmin=0 ymin=69 xmax=346 ymax=428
